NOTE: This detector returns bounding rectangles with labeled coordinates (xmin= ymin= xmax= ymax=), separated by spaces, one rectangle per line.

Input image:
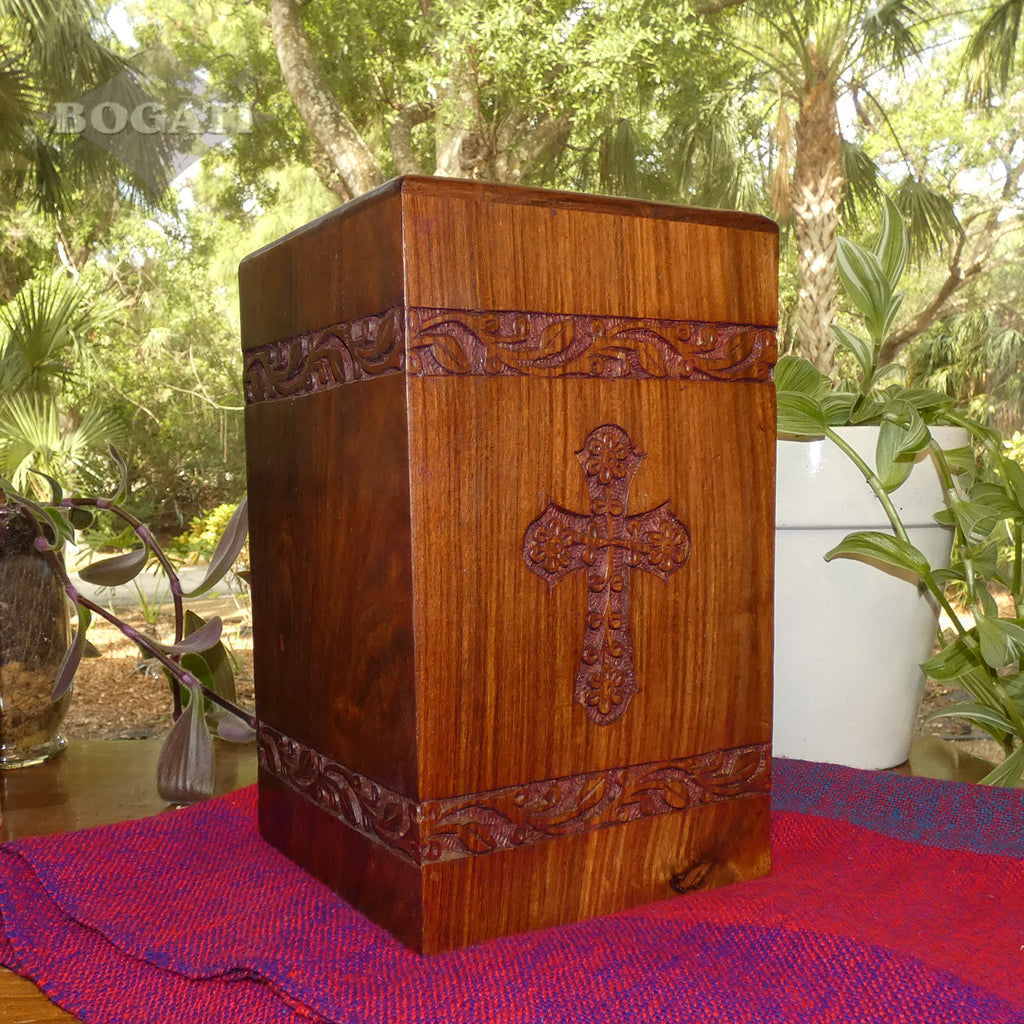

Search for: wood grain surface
xmin=399 ymin=179 xmax=777 ymax=325
xmin=0 ymin=969 xmax=79 ymax=1023
xmin=258 ymin=766 xmax=771 ymax=954
xmin=419 ymin=794 xmax=771 ymax=952
xmin=2 ymin=738 xmax=257 ymax=840
xmin=245 ymin=374 xmax=418 ymax=794
xmin=238 ymin=176 xmax=777 ymax=351
xmin=240 ymin=176 xmax=779 ymax=951
xmin=407 ymin=375 xmax=774 ymax=797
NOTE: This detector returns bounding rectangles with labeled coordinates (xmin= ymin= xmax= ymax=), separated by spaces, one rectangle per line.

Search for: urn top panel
xmin=239 ymin=176 xmax=779 ymax=353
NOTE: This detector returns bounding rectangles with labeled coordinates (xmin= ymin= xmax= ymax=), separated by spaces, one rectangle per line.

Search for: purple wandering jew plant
xmin=0 ymin=446 xmax=255 ymax=802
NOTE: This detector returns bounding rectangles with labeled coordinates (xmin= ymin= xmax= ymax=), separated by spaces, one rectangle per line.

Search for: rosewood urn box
xmin=239 ymin=176 xmax=778 ymax=953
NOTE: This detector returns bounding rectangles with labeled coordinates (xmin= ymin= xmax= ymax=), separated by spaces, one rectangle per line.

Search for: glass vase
xmin=0 ymin=507 xmax=72 ymax=768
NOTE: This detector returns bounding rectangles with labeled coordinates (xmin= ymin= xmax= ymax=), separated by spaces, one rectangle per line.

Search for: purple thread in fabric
xmin=772 ymin=758 xmax=1024 ymax=857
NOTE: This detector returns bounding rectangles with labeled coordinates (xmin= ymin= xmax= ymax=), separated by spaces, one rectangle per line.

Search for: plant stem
xmin=927 ymin=578 xmax=973 ymax=642
xmin=1013 ymin=522 xmax=1023 ymax=617
xmin=24 ymin=512 xmax=256 ymax=733
xmin=823 ymin=423 xmax=1024 ymax=753
xmin=929 ymin=442 xmax=957 ymax=495
xmin=986 ymin=680 xmax=1024 ymax=751
xmin=63 ymin=584 xmax=257 ymax=731
xmin=825 ymin=427 xmax=910 ymax=542
xmin=825 ymin=427 xmax=971 ymax=640
xmin=62 ymin=498 xmax=186 ymax=643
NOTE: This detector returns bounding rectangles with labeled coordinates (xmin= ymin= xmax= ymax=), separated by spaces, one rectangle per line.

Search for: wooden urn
xmin=239 ymin=176 xmax=778 ymax=954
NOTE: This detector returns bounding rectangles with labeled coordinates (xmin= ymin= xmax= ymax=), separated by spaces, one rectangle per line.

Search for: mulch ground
xmin=63 ymin=601 xmax=254 ymax=741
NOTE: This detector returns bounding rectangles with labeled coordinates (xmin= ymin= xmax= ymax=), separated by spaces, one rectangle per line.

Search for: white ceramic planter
xmin=774 ymin=426 xmax=969 ymax=770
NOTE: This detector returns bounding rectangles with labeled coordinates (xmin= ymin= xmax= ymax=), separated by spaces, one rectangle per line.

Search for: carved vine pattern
xmin=522 ymin=424 xmax=691 ymax=725
xmin=258 ymin=725 xmax=769 ymax=866
xmin=257 ymin=725 xmax=420 ymax=863
xmin=243 ymin=307 xmax=776 ymax=402
xmin=405 ymin=307 xmax=775 ymax=382
xmin=243 ymin=309 xmax=404 ymax=404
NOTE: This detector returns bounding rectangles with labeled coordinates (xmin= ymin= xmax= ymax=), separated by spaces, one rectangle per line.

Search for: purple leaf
xmin=183 ymin=498 xmax=248 ymax=598
xmin=157 ymin=690 xmax=214 ymax=803
xmin=151 ymin=616 xmax=223 ymax=655
xmin=107 ymin=444 xmax=129 ymax=504
xmin=67 ymin=506 xmax=94 ymax=530
xmin=78 ymin=547 xmax=148 ymax=586
xmin=215 ymin=713 xmax=257 ymax=743
xmin=185 ymin=611 xmax=236 ymax=703
xmin=52 ymin=607 xmax=91 ymax=701
xmin=41 ymin=507 xmax=74 ymax=547
xmin=29 ymin=468 xmax=63 ymax=504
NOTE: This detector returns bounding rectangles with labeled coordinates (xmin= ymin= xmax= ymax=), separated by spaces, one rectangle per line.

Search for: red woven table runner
xmin=2 ymin=759 xmax=1022 ymax=1023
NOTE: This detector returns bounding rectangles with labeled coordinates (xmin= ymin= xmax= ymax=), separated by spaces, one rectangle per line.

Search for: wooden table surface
xmin=0 ymin=734 xmax=995 ymax=1023
xmin=0 ymin=738 xmax=258 ymax=1024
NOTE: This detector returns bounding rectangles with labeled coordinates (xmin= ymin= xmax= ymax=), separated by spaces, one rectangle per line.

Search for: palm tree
xmin=701 ymin=1 xmax=946 ymax=375
xmin=0 ymin=392 xmax=118 ymax=494
xmin=0 ymin=0 xmax=126 ymax=215
xmin=0 ymin=1 xmax=141 ymax=489
xmin=0 ymin=272 xmax=116 ymax=491
xmin=0 ymin=272 xmax=93 ymax=396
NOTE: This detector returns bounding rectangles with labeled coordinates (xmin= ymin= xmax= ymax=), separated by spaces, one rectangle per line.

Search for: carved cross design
xmin=522 ymin=424 xmax=691 ymax=725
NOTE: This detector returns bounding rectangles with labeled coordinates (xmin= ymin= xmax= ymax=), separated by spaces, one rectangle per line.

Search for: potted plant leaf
xmin=912 ymin=428 xmax=1024 ymax=786
xmin=0 ymin=448 xmax=255 ymax=799
xmin=775 ymin=198 xmax=971 ymax=770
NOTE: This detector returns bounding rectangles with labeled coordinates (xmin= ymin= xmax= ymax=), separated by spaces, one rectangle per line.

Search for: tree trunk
xmin=390 ymin=104 xmax=433 ymax=176
xmin=434 ymin=75 xmax=487 ymax=178
xmin=491 ymin=112 xmax=572 ymax=183
xmin=268 ymin=0 xmax=385 ymax=201
xmin=792 ymin=78 xmax=843 ymax=376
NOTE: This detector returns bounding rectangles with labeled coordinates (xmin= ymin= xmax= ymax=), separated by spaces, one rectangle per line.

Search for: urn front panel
xmin=407 ymin=374 xmax=774 ymax=799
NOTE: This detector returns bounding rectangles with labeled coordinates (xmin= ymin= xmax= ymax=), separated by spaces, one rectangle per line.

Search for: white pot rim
xmin=776 ymin=425 xmax=970 ymax=530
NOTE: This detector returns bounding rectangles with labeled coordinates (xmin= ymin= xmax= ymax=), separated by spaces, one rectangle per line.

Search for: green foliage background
xmin=1 ymin=0 xmax=1023 ymax=535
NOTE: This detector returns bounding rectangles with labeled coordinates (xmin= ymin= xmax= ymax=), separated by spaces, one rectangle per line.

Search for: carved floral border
xmin=243 ymin=306 xmax=776 ymax=403
xmin=257 ymin=724 xmax=770 ymax=866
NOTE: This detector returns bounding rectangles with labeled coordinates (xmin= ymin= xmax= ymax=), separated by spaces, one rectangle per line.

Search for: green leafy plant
xmin=125 ymin=574 xmax=175 ymax=627
xmin=167 ymin=501 xmax=251 ymax=637
xmin=0 ymin=393 xmax=120 ymax=497
xmin=0 ymin=447 xmax=253 ymax=801
xmin=777 ymin=198 xmax=1024 ymax=786
xmin=918 ymin=437 xmax=1024 ymax=786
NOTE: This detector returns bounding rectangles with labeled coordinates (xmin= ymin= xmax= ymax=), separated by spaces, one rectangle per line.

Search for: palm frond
xmin=839 ymin=139 xmax=881 ymax=229
xmin=905 ymin=310 xmax=1024 ymax=430
xmin=0 ymin=392 xmax=119 ymax=494
xmin=0 ymin=273 xmax=96 ymax=396
xmin=892 ymin=175 xmax=962 ymax=263
xmin=769 ymin=93 xmax=793 ymax=221
xmin=0 ymin=48 xmax=36 ymax=142
xmin=859 ymin=0 xmax=932 ymax=68
xmin=0 ymin=0 xmax=124 ymax=96
xmin=964 ymin=0 xmax=1023 ymax=106
xmin=669 ymin=93 xmax=765 ymax=212
xmin=0 ymin=0 xmax=132 ymax=215
xmin=25 ymin=132 xmax=68 ymax=216
xmin=598 ymin=119 xmax=640 ymax=198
